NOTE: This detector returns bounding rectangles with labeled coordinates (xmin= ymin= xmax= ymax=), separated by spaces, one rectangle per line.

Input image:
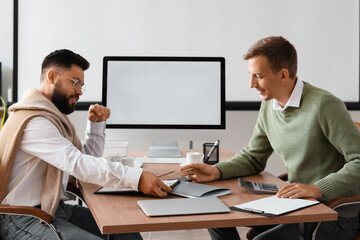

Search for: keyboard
xmin=238 ymin=178 xmax=280 ymax=194
xmin=134 ymin=157 xmax=186 ymax=168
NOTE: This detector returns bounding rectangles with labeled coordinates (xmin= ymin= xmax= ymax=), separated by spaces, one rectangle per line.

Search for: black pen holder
xmin=203 ymin=142 xmax=219 ymax=165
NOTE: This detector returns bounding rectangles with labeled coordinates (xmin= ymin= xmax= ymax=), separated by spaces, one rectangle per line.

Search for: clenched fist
xmin=88 ymin=104 xmax=111 ymax=122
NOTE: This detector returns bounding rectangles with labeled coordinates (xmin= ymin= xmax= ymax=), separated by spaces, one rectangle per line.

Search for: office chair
xmin=247 ymin=121 xmax=360 ymax=240
xmin=0 ymin=205 xmax=61 ymax=239
xmin=0 ymin=181 xmax=84 ymax=240
xmin=276 ymin=174 xmax=360 ymax=240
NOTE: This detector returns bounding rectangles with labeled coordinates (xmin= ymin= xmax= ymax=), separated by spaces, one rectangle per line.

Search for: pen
xmin=204 ymin=140 xmax=220 ymax=163
xmin=157 ymin=170 xmax=174 ymax=178
xmin=243 ymin=207 xmax=265 ymax=214
xmin=165 ymin=168 xmax=194 ymax=178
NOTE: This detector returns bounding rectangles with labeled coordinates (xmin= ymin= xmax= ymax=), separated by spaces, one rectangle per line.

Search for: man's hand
xmin=138 ymin=171 xmax=172 ymax=197
xmin=276 ymin=183 xmax=323 ymax=199
xmin=88 ymin=104 xmax=110 ymax=122
xmin=180 ymin=163 xmax=221 ymax=183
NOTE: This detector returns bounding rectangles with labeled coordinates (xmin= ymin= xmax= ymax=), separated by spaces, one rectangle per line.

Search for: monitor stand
xmin=145 ymin=140 xmax=182 ymax=158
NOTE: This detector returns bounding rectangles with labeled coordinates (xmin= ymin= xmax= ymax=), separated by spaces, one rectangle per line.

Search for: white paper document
xmin=231 ymin=195 xmax=319 ymax=217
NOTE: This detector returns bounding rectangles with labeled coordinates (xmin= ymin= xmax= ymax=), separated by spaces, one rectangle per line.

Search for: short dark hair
xmin=41 ymin=49 xmax=90 ymax=79
xmin=243 ymin=36 xmax=297 ymax=79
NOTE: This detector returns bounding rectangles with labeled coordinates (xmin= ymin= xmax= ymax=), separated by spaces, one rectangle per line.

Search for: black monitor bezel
xmin=102 ymin=56 xmax=226 ymax=129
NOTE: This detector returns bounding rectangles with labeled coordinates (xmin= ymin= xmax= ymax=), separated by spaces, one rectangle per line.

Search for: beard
xmin=51 ymin=87 xmax=77 ymax=114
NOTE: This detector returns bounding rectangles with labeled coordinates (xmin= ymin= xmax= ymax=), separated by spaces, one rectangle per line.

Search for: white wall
xmin=15 ymin=0 xmax=360 ymax=103
xmin=1 ymin=0 xmax=360 ymax=177
xmin=0 ymin=0 xmax=13 ymax=100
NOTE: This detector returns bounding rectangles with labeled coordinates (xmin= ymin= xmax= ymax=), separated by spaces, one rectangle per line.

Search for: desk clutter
xmin=137 ymin=179 xmax=319 ymax=217
xmin=94 ymin=180 xmax=232 ymax=198
xmin=104 ymin=148 xmax=321 ymax=219
xmin=82 ymin=147 xmax=337 ymax=233
xmin=137 ymin=180 xmax=232 ymax=216
xmin=95 ymin=179 xmax=232 ymax=217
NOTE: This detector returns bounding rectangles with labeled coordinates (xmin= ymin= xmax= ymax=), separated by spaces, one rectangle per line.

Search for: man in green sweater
xmin=181 ymin=36 xmax=360 ymax=240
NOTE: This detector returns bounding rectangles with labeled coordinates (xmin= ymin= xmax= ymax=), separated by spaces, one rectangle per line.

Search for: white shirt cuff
xmin=123 ymin=167 xmax=143 ymax=191
xmin=86 ymin=120 xmax=106 ymax=134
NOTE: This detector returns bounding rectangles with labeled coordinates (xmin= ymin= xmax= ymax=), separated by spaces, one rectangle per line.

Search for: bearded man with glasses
xmin=0 ymin=49 xmax=171 ymax=240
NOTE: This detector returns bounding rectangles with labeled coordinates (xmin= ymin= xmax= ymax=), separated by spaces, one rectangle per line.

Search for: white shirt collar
xmin=273 ymin=79 xmax=304 ymax=111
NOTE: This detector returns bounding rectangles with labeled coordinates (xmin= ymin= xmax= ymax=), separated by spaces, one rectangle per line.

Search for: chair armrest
xmin=0 ymin=205 xmax=52 ymax=224
xmin=66 ymin=183 xmax=83 ymax=200
xmin=325 ymin=195 xmax=360 ymax=209
xmin=66 ymin=176 xmax=84 ymax=201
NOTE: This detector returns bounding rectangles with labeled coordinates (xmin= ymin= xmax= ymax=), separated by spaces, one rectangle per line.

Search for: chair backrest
xmin=355 ymin=121 xmax=360 ymax=130
xmin=352 ymin=121 xmax=360 ymax=239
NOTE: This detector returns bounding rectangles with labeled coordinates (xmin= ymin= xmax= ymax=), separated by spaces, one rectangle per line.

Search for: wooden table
xmin=79 ymin=149 xmax=337 ymax=235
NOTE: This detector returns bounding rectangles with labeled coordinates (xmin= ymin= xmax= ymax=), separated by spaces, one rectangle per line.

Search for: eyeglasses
xmin=63 ymin=75 xmax=86 ymax=93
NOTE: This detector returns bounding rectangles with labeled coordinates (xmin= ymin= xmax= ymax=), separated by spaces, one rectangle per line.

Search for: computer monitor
xmin=102 ymin=56 xmax=225 ymax=157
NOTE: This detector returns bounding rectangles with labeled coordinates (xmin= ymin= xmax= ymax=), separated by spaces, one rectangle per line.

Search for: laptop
xmin=137 ymin=197 xmax=231 ymax=217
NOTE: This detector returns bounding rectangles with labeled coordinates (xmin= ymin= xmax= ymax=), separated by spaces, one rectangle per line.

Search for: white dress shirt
xmin=3 ymin=117 xmax=143 ymax=206
xmin=273 ymin=79 xmax=304 ymax=111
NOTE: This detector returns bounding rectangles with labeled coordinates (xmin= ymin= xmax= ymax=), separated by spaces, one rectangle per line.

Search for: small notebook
xmin=138 ymin=197 xmax=231 ymax=217
xmin=94 ymin=180 xmax=180 ymax=194
xmin=94 ymin=187 xmax=135 ymax=194
xmin=170 ymin=181 xmax=232 ymax=198
xmin=231 ymin=195 xmax=319 ymax=217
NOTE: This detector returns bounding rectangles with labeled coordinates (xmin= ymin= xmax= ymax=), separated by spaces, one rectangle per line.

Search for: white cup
xmin=104 ymin=141 xmax=128 ymax=159
xmin=120 ymin=156 xmax=135 ymax=167
xmin=186 ymin=152 xmax=204 ymax=165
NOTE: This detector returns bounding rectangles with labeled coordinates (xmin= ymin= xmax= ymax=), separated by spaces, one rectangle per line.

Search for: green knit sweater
xmin=217 ymin=82 xmax=360 ymax=203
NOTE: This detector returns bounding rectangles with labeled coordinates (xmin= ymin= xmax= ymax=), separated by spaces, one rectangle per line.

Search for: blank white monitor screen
xmin=103 ymin=57 xmax=225 ymax=129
